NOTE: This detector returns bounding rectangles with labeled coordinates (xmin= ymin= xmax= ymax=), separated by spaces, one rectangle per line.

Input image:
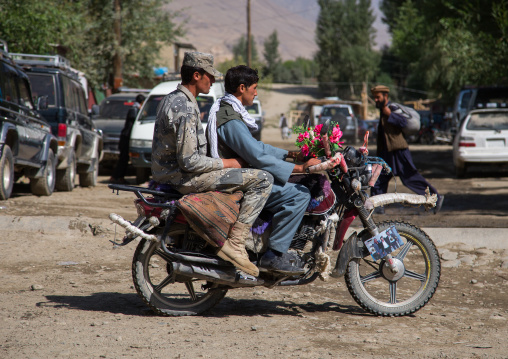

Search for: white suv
xmin=318 ymin=104 xmax=358 ymax=145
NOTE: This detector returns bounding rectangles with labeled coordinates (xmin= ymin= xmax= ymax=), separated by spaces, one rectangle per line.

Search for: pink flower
xmin=303 ymin=131 xmax=310 ymax=139
xmin=301 ymin=144 xmax=310 ymax=156
xmin=314 ymin=124 xmax=323 ymax=135
xmin=329 ymin=126 xmax=343 ymax=143
xmin=297 ymin=133 xmax=305 ymax=142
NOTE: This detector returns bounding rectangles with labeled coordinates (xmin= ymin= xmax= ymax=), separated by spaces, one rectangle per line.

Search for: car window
xmin=246 ymin=102 xmax=260 ymax=115
xmin=459 ymin=91 xmax=472 ymax=110
xmin=138 ymin=95 xmax=164 ymax=122
xmin=27 ymin=73 xmax=56 ymax=107
xmin=466 ymin=112 xmax=508 ymax=131
xmin=73 ymin=81 xmax=88 ymax=115
xmin=0 ymin=62 xmax=19 ymax=104
xmin=17 ymin=77 xmax=34 ymax=110
xmin=322 ymin=106 xmax=349 ymax=117
xmin=100 ymin=99 xmax=135 ymax=119
xmin=62 ymin=76 xmax=75 ymax=111
xmin=196 ymin=95 xmax=214 ymax=123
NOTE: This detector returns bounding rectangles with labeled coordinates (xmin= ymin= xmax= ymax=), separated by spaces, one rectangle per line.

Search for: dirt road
xmin=1 ymin=128 xmax=508 ymax=358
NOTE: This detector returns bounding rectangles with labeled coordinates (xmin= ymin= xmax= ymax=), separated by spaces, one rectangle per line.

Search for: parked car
xmin=318 ymin=104 xmax=358 ymax=145
xmin=453 ymin=86 xmax=508 ymax=126
xmin=452 ymin=109 xmax=508 ymax=177
xmin=245 ymin=97 xmax=264 ymax=140
xmin=129 ymin=80 xmax=225 ymax=184
xmin=0 ymin=42 xmax=59 ymax=199
xmin=358 ymin=119 xmax=378 ymax=143
xmin=12 ymin=53 xmax=103 ymax=191
xmin=93 ymin=92 xmax=146 ymax=165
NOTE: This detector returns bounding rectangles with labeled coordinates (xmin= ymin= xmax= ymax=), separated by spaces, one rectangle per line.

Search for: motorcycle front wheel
xmin=132 ymin=225 xmax=228 ymax=316
xmin=345 ymin=221 xmax=441 ymax=317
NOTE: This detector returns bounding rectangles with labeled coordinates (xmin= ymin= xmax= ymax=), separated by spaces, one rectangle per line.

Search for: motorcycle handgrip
xmin=307 ymin=152 xmax=348 ymax=173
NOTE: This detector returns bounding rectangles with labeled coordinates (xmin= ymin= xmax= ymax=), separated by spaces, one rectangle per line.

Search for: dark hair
xmin=224 ymin=65 xmax=259 ymax=94
xmin=135 ymin=94 xmax=146 ymax=103
xmin=181 ymin=65 xmax=206 ymax=84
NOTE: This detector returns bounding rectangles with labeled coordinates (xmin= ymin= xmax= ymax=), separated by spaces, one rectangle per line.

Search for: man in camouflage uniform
xmin=152 ymin=52 xmax=272 ymax=276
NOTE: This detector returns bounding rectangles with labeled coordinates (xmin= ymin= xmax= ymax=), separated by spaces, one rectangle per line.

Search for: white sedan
xmin=453 ymin=108 xmax=508 ymax=177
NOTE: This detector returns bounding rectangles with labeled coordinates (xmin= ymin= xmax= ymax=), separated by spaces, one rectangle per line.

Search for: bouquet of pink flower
xmin=293 ymin=123 xmax=345 ymax=158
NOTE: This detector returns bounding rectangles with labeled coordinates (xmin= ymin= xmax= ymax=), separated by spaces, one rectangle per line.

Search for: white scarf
xmin=207 ymin=93 xmax=258 ymax=158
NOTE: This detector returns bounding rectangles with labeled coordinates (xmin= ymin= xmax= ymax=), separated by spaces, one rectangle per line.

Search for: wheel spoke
xmin=389 ymin=281 xmax=397 ymax=304
xmin=154 ymin=275 xmax=173 ymax=292
xmin=404 ymin=269 xmax=427 ymax=282
xmin=185 ymin=281 xmax=197 ymax=301
xmin=360 ymin=270 xmax=382 ymax=284
xmin=395 ymin=241 xmax=412 ymax=261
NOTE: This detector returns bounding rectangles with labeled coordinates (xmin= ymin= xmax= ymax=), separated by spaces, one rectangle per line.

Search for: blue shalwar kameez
xmin=217 ymin=120 xmax=311 ymax=253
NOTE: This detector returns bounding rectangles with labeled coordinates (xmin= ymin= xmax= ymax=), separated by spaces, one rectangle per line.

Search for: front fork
xmin=353 ymin=194 xmax=400 ymax=274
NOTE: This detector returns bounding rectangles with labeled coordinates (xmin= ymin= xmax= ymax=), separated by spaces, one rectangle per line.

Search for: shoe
xmin=434 ymin=195 xmax=444 ymax=214
xmin=374 ymin=206 xmax=385 ymax=215
xmin=258 ymin=249 xmax=305 ymax=275
xmin=216 ymin=222 xmax=259 ymax=277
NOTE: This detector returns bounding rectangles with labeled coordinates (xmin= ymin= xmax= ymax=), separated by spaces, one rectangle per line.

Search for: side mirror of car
xmin=37 ymin=96 xmax=48 ymax=111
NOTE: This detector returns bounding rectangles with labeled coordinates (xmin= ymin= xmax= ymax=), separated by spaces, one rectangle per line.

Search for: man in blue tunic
xmin=370 ymin=85 xmax=444 ymax=214
xmin=207 ymin=65 xmax=321 ymax=275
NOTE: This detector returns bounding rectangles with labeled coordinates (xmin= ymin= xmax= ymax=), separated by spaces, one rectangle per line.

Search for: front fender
xmin=330 ymin=232 xmax=367 ymax=278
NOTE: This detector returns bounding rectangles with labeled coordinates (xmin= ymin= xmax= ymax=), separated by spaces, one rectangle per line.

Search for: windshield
xmin=466 ymin=112 xmax=508 ymax=131
xmin=246 ymin=102 xmax=260 ymax=115
xmin=197 ymin=95 xmax=214 ymax=123
xmin=321 ymin=106 xmax=350 ymax=117
xmin=100 ymin=99 xmax=135 ymax=119
xmin=27 ymin=73 xmax=56 ymax=107
xmin=139 ymin=94 xmax=214 ymax=123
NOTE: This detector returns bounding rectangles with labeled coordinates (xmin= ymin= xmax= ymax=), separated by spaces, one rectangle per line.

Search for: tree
xmin=381 ymin=0 xmax=508 ymax=101
xmin=232 ymin=35 xmax=258 ymax=63
xmin=315 ymin=0 xmax=379 ymax=98
xmin=0 ymin=0 xmax=183 ymax=89
xmin=263 ymin=30 xmax=282 ymax=81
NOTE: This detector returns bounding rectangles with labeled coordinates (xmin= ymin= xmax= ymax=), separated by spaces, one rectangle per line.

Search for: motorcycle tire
xmin=345 ymin=221 xmax=441 ymax=317
xmin=132 ymin=224 xmax=228 ymax=316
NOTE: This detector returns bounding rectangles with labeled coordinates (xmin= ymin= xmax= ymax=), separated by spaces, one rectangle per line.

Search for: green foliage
xmin=0 ymin=0 xmax=182 ymax=89
xmin=232 ymin=35 xmax=258 ymax=63
xmin=382 ymin=0 xmax=508 ymax=102
xmin=315 ymin=0 xmax=380 ymax=98
xmin=262 ymin=30 xmax=281 ymax=79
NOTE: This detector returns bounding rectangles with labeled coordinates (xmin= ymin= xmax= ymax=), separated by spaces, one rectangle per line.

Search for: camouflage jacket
xmin=151 ymin=84 xmax=223 ymax=185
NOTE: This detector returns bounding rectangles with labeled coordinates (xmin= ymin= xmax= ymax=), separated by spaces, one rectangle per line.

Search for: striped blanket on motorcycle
xmin=176 ymin=191 xmax=243 ymax=248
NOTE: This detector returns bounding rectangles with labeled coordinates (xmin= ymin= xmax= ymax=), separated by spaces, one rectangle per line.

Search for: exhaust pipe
xmin=172 ymin=262 xmax=264 ymax=287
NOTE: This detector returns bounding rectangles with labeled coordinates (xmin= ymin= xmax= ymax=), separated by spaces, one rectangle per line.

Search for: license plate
xmin=486 ymin=139 xmax=505 ymax=148
xmin=365 ymin=226 xmax=404 ymax=261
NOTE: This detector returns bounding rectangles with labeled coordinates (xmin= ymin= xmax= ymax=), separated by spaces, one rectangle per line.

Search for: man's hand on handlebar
xmin=293 ymin=158 xmax=321 ymax=173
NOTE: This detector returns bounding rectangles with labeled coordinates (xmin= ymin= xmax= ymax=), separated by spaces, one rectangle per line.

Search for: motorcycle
xmin=108 ymin=119 xmax=441 ymax=317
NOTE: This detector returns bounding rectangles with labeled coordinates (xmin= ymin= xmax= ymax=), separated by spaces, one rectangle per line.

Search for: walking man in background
xmin=110 ymin=94 xmax=145 ymax=184
xmin=279 ymin=112 xmax=289 ymax=139
xmin=370 ymin=85 xmax=444 ymax=214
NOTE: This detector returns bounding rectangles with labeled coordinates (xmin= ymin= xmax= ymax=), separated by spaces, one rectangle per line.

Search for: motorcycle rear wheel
xmin=345 ymin=221 xmax=441 ymax=317
xmin=132 ymin=225 xmax=228 ymax=316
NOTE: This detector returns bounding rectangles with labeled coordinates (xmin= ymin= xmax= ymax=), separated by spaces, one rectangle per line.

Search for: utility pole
xmin=112 ymin=0 xmax=123 ymax=93
xmin=247 ymin=0 xmax=251 ymax=67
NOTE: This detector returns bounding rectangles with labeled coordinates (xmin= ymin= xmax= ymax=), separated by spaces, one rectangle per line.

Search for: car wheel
xmin=79 ymin=158 xmax=98 ymax=187
xmin=56 ymin=151 xmax=76 ymax=192
xmin=30 ymin=149 xmax=56 ymax=196
xmin=0 ymin=145 xmax=15 ymax=200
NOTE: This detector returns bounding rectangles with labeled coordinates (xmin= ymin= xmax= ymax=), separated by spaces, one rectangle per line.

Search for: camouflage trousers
xmin=174 ymin=168 xmax=274 ymax=226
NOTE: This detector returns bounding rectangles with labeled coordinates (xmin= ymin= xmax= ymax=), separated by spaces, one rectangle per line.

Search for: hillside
xmin=163 ymin=0 xmax=390 ymax=63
